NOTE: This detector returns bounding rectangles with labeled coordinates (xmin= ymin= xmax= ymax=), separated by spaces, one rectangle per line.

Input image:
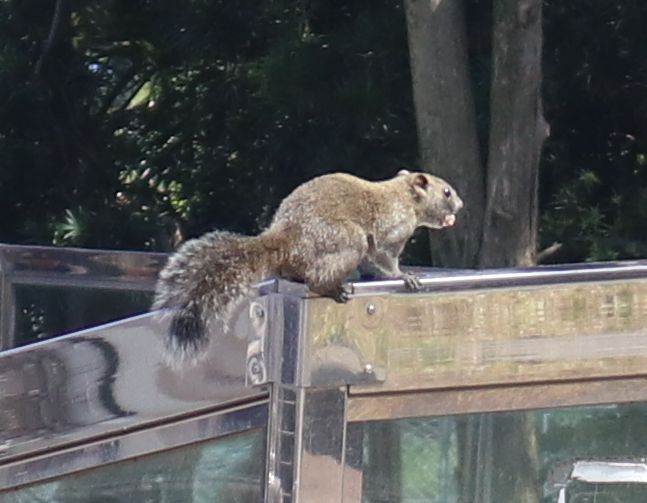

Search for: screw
xmin=363 ymin=363 xmax=374 ymax=374
xmin=253 ymin=304 xmax=265 ymax=319
xmin=247 ymin=355 xmax=265 ymax=383
xmin=366 ymin=303 xmax=377 ymax=315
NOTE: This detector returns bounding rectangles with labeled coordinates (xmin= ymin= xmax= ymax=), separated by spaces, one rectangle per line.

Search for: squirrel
xmin=152 ymin=169 xmax=463 ymax=361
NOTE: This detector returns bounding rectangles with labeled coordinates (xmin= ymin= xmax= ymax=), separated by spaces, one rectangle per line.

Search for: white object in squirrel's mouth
xmin=443 ymin=214 xmax=456 ymax=227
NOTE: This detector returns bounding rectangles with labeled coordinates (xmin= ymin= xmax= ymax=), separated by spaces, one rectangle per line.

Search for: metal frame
xmin=0 ymin=311 xmax=267 ymax=463
xmin=346 ymin=376 xmax=647 ymax=422
xmin=0 ymin=243 xmax=165 ymax=291
xmin=5 ymin=245 xmax=647 ymax=501
xmin=0 ymin=244 xmax=166 ymax=350
xmin=0 ymin=401 xmax=268 ymax=491
xmin=255 ymin=260 xmax=647 ymax=502
xmin=0 ymin=245 xmax=273 ymax=498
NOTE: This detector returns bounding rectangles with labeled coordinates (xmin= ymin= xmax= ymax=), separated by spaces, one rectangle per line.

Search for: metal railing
xmin=0 ymin=244 xmax=167 ymax=349
xmin=4 ymin=245 xmax=647 ymax=501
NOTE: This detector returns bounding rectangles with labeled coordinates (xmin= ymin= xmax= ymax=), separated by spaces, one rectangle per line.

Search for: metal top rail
xmin=0 ymin=244 xmax=167 ymax=349
xmin=0 ymin=243 xmax=166 ymax=290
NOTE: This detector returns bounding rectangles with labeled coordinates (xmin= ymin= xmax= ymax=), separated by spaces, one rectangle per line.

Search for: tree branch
xmin=34 ymin=0 xmax=70 ymax=79
xmin=536 ymin=242 xmax=563 ymax=263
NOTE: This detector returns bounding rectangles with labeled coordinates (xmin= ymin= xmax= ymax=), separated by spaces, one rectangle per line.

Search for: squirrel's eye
xmin=443 ymin=187 xmax=451 ymax=198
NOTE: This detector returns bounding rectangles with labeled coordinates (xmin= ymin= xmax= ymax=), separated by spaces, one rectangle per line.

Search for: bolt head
xmin=253 ymin=304 xmax=265 ymax=319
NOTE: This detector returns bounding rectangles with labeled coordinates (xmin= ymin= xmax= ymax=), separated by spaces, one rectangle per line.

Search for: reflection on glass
xmin=561 ymin=482 xmax=647 ymax=503
xmin=556 ymin=460 xmax=647 ymax=503
xmin=1 ymin=428 xmax=265 ymax=503
xmin=358 ymin=403 xmax=647 ymax=503
xmin=14 ymin=285 xmax=152 ymax=346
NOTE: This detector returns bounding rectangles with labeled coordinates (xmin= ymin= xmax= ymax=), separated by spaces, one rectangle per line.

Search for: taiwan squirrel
xmin=153 ymin=170 xmax=463 ymax=361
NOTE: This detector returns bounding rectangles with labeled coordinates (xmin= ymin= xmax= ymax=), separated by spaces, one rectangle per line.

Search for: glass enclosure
xmin=3 ymin=429 xmax=266 ymax=503
xmin=4 ymin=245 xmax=647 ymax=502
xmin=14 ymin=284 xmax=151 ymax=346
xmin=0 ymin=244 xmax=165 ymax=349
xmin=357 ymin=403 xmax=647 ymax=503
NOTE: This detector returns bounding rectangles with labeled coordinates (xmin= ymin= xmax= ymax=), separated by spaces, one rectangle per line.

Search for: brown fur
xmin=153 ymin=171 xmax=463 ymax=361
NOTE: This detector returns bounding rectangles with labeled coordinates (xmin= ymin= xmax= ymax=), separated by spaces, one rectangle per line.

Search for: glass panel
xmin=14 ymin=285 xmax=152 ymax=346
xmin=356 ymin=403 xmax=647 ymax=503
xmin=1 ymin=428 xmax=266 ymax=503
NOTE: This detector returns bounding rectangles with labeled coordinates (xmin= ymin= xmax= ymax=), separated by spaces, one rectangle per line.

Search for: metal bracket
xmin=244 ymin=297 xmax=271 ymax=387
xmin=245 ymin=291 xmax=386 ymax=389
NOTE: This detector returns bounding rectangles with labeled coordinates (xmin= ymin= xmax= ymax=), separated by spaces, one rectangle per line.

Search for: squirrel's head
xmin=398 ymin=169 xmax=463 ymax=229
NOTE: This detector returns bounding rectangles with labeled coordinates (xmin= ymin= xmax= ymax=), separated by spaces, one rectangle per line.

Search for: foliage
xmin=3 ymin=1 xmax=647 ymax=262
xmin=0 ymin=0 xmax=416 ymax=251
xmin=541 ymin=0 xmax=647 ymax=262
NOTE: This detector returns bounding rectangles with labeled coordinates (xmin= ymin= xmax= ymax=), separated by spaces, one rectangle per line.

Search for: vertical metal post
xmin=261 ymin=288 xmax=354 ymax=503
xmin=342 ymin=422 xmax=364 ymax=502
xmin=263 ymin=292 xmax=301 ymax=503
xmin=0 ymin=254 xmax=15 ymax=350
xmin=294 ymin=387 xmax=347 ymax=502
xmin=266 ymin=385 xmax=299 ymax=503
xmin=266 ymin=385 xmax=349 ymax=503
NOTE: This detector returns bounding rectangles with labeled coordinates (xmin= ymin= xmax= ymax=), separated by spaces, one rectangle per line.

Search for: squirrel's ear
xmin=412 ymin=173 xmax=429 ymax=190
xmin=409 ymin=173 xmax=429 ymax=199
xmin=397 ymin=169 xmax=411 ymax=177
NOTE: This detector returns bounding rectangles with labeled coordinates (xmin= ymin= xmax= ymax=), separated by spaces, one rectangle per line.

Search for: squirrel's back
xmin=270 ymin=173 xmax=399 ymax=232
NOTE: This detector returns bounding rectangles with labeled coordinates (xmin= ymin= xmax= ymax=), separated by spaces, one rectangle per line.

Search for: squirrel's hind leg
xmin=304 ymin=244 xmax=365 ymax=302
xmin=298 ymin=222 xmax=368 ymax=302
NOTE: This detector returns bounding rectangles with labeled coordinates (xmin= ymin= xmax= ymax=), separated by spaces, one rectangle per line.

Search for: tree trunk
xmin=479 ymin=0 xmax=549 ymax=267
xmin=478 ymin=2 xmax=546 ymax=501
xmin=404 ymin=0 xmax=484 ymax=267
xmin=404 ymin=0 xmax=548 ymax=502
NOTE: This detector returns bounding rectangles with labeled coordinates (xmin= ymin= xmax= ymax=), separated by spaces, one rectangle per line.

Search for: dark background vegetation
xmin=4 ymin=4 xmax=647 ymax=503
xmin=1 ymin=0 xmax=646 ymax=264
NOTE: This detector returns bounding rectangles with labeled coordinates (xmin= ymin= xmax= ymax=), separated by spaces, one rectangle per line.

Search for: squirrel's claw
xmin=307 ymin=283 xmax=351 ymax=303
xmin=331 ymin=284 xmax=351 ymax=303
xmin=401 ymin=272 xmax=422 ymax=292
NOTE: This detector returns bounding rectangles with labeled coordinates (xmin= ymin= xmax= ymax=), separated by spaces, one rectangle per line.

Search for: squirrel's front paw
xmin=401 ymin=272 xmax=422 ymax=292
xmin=331 ymin=284 xmax=351 ymax=303
xmin=322 ymin=284 xmax=351 ymax=303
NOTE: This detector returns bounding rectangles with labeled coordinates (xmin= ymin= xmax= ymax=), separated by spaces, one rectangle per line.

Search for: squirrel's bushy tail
xmin=152 ymin=231 xmax=278 ymax=362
